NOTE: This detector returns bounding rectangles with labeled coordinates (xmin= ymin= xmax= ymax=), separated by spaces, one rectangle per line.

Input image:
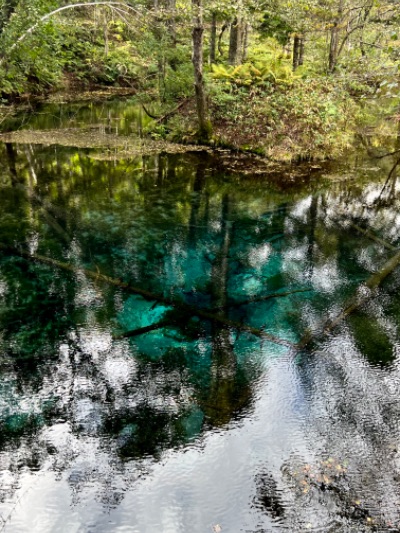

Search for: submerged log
xmin=299 ymin=247 xmax=400 ymax=349
xmin=350 ymin=222 xmax=396 ymax=251
xmin=114 ymin=320 xmax=170 ymax=339
xmin=220 ymin=288 xmax=312 ymax=311
xmin=0 ymin=244 xmax=294 ymax=348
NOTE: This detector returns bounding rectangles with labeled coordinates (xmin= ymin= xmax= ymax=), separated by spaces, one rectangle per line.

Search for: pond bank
xmin=0 ymin=92 xmax=335 ymax=181
xmin=0 ymin=89 xmax=393 ymax=177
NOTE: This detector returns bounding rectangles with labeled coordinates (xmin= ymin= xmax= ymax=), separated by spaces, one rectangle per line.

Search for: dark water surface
xmin=1 ymin=100 xmax=400 ymax=532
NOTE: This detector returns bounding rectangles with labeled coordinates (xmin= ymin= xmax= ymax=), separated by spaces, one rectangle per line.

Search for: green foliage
xmin=211 ymin=62 xmax=297 ymax=88
xmin=259 ymin=11 xmax=293 ymax=45
xmin=210 ymin=38 xmax=299 ymax=91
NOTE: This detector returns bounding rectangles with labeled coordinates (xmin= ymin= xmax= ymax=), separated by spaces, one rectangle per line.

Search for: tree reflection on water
xmin=0 ymin=115 xmax=400 ymax=531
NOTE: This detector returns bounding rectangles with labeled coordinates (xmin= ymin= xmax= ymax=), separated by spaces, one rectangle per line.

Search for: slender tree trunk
xmin=191 ymin=0 xmax=211 ymax=139
xmin=299 ymin=34 xmax=304 ymax=66
xmin=168 ymin=0 xmax=176 ymax=44
xmin=228 ymin=17 xmax=240 ymax=65
xmin=293 ymin=34 xmax=300 ymax=70
xmin=103 ymin=12 xmax=109 ymax=57
xmin=217 ymin=21 xmax=228 ymax=58
xmin=210 ymin=12 xmax=217 ymax=64
xmin=293 ymin=33 xmax=305 ymax=70
xmin=328 ymin=0 xmax=344 ymax=73
xmin=241 ymin=22 xmax=249 ymax=63
xmin=168 ymin=0 xmax=178 ymax=70
xmin=328 ymin=24 xmax=339 ymax=72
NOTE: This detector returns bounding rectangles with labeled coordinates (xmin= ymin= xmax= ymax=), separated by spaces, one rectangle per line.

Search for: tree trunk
xmin=293 ymin=33 xmax=304 ymax=70
xmin=299 ymin=35 xmax=305 ymax=66
xmin=328 ymin=0 xmax=344 ymax=73
xmin=191 ymin=0 xmax=211 ymax=139
xmin=241 ymin=22 xmax=249 ymax=63
xmin=217 ymin=21 xmax=228 ymax=58
xmin=293 ymin=34 xmax=300 ymax=70
xmin=228 ymin=17 xmax=240 ymax=65
xmin=328 ymin=24 xmax=339 ymax=73
xmin=210 ymin=12 xmax=217 ymax=64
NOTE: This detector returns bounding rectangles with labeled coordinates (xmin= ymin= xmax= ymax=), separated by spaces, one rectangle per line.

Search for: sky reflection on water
xmin=0 ymin=101 xmax=400 ymax=532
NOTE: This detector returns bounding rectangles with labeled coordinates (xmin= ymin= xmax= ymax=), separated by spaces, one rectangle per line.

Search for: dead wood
xmin=350 ymin=222 xmax=396 ymax=251
xmin=142 ymin=99 xmax=188 ymax=124
xmin=212 ymin=288 xmax=312 ymax=312
xmin=0 ymin=244 xmax=294 ymax=348
xmin=298 ymin=247 xmax=400 ymax=349
xmin=113 ymin=320 xmax=170 ymax=339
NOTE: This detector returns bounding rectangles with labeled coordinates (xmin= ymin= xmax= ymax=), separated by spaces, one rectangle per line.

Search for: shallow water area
xmin=1 ymin=99 xmax=400 ymax=532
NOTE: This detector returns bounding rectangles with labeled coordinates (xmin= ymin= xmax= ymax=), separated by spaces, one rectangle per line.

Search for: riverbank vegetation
xmin=0 ymin=0 xmax=399 ymax=160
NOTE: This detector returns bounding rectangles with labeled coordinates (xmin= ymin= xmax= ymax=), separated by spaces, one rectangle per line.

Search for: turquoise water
xmin=0 ymin=100 xmax=400 ymax=531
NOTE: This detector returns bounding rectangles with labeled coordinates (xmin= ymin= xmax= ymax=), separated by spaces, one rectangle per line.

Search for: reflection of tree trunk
xmin=5 ymin=143 xmax=17 ymax=180
xmin=188 ymin=159 xmax=206 ymax=245
xmin=204 ymin=195 xmax=250 ymax=426
xmin=306 ymin=195 xmax=318 ymax=280
xmin=10 ymin=146 xmax=71 ymax=243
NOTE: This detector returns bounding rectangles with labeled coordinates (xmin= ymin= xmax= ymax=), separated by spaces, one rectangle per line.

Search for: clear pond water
xmin=1 ymin=100 xmax=400 ymax=532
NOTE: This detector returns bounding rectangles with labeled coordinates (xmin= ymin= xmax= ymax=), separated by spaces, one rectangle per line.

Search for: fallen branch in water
xmin=0 ymin=244 xmax=294 ymax=348
xmin=349 ymin=222 xmax=396 ymax=251
xmin=298 ymin=246 xmax=400 ymax=349
xmin=113 ymin=320 xmax=170 ymax=339
xmin=213 ymin=288 xmax=312 ymax=312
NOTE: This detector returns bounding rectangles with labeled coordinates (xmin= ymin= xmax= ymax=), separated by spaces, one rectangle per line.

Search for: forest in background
xmin=0 ymin=0 xmax=399 ymax=160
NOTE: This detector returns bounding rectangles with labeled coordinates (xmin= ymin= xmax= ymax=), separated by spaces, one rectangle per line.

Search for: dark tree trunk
xmin=293 ymin=34 xmax=300 ymax=70
xmin=293 ymin=34 xmax=304 ymax=70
